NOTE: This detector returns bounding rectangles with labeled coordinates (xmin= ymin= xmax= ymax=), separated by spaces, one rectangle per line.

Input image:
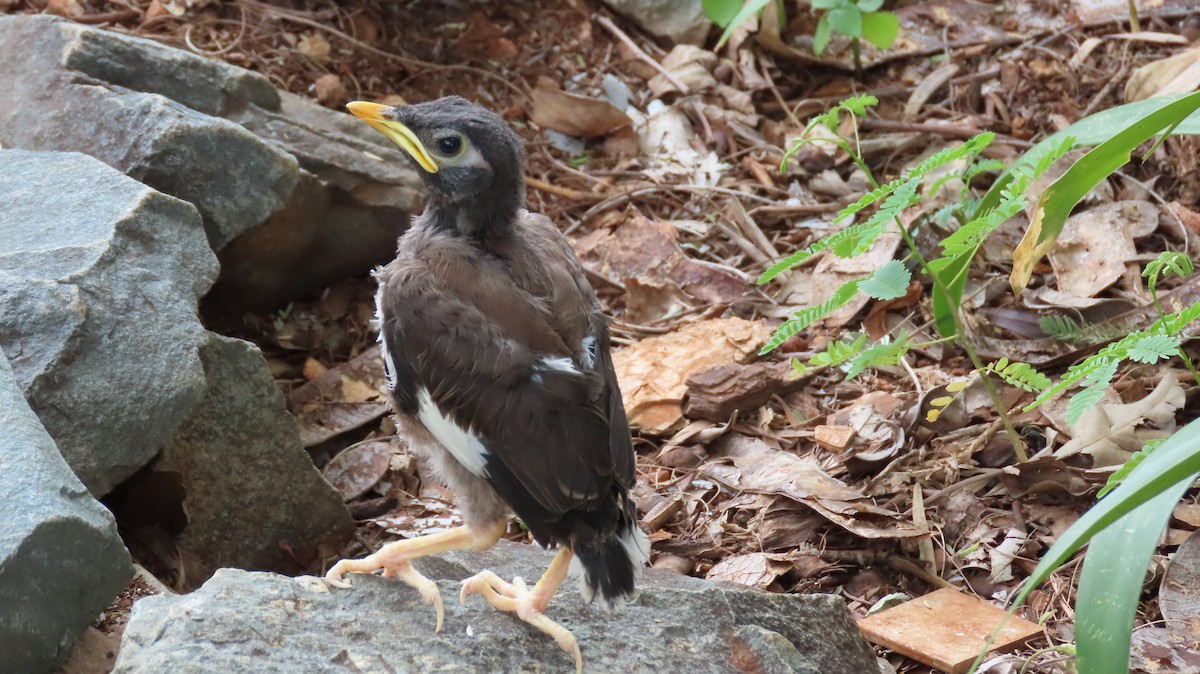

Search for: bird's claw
xmin=460 ymin=570 xmax=583 ymax=674
xmin=324 ymin=555 xmax=445 ymax=633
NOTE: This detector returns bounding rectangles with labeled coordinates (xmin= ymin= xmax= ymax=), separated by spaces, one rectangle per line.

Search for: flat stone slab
xmin=0 ymin=346 xmax=132 ymax=674
xmin=113 ymin=541 xmax=877 ymax=674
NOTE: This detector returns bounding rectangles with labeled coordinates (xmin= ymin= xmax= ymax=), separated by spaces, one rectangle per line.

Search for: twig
xmin=595 ymin=16 xmax=689 ymax=94
xmin=526 ymin=176 xmax=604 ymax=201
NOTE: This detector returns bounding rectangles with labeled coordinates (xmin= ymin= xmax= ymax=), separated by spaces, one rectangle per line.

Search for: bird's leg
xmin=459 ymin=547 xmax=582 ymax=674
xmin=325 ymin=520 xmax=506 ymax=632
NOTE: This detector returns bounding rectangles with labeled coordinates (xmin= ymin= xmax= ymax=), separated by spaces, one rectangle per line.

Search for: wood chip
xmin=814 ymin=424 xmax=857 ymax=452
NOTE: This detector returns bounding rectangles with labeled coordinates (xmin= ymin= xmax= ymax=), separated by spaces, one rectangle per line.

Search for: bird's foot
xmin=460 ymin=570 xmax=583 ymax=674
xmin=325 ymin=543 xmax=445 ymax=632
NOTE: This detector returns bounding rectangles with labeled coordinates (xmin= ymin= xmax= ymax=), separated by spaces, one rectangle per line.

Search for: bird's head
xmin=347 ymin=96 xmax=525 ymax=238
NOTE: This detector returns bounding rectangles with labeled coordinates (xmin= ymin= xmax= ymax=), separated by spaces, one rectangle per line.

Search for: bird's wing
xmin=377 ymin=233 xmax=628 ymax=534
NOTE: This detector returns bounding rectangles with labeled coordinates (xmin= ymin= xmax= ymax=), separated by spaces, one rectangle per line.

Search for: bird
xmin=325 ymin=96 xmax=649 ymax=673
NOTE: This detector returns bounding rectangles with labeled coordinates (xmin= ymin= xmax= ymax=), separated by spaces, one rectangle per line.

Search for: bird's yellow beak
xmin=346 ymin=101 xmax=439 ymax=174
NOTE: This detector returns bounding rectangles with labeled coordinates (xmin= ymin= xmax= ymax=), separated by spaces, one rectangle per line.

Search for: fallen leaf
xmin=314 ymin=74 xmax=345 ymax=107
xmin=705 ymin=552 xmax=789 ymax=589
xmin=530 ymin=80 xmax=630 ymax=138
xmin=341 ymin=376 xmax=380 ymax=403
xmin=322 ymin=440 xmax=393 ymax=501
xmin=303 ymin=357 xmax=327 ymax=380
xmin=1047 ymin=201 xmax=1158 ymax=298
xmin=1055 ymin=371 xmax=1185 ymax=466
xmin=704 ymin=435 xmax=924 ymax=539
xmin=287 ymin=346 xmax=390 ymax=447
xmin=612 ymin=318 xmax=770 ymax=434
xmin=297 ymin=33 xmax=331 ymax=63
xmin=1126 ymin=47 xmax=1200 ymax=101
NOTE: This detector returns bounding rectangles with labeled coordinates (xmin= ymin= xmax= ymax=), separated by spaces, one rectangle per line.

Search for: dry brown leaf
xmin=1048 ymin=201 xmax=1157 ymax=298
xmin=704 ymin=552 xmax=789 ymax=589
xmin=287 ymin=346 xmax=390 ymax=447
xmin=314 ymin=74 xmax=345 ymax=107
xmin=704 ymin=435 xmax=924 ymax=539
xmin=322 ymin=440 xmax=393 ymax=501
xmin=1126 ymin=47 xmax=1200 ymax=101
xmin=297 ymin=33 xmax=331 ymax=63
xmin=1056 ymin=371 xmax=1184 ymax=466
xmin=340 ymin=376 xmax=380 ymax=403
xmin=612 ymin=318 xmax=770 ymax=434
xmin=530 ymin=82 xmax=630 ymax=138
xmin=303 ymin=357 xmax=328 ymax=380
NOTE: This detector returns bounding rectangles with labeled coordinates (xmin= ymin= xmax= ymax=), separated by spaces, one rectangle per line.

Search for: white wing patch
xmin=580 ymin=335 xmax=597 ymax=370
xmin=416 ymin=387 xmax=490 ymax=477
xmin=538 ymin=355 xmax=579 ymax=374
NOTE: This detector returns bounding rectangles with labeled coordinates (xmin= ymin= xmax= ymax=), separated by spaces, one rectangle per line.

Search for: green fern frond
xmin=984 ymin=357 xmax=1051 ymax=392
xmin=859 ymin=260 xmax=912 ymax=300
xmin=1144 ymin=251 xmax=1194 ymax=296
xmin=759 ymin=178 xmax=922 ymax=285
xmin=846 ymin=333 xmax=912 ymax=379
xmin=1038 ymin=314 xmax=1125 ymax=346
xmin=1098 ymin=438 xmax=1164 ymax=498
xmin=1126 ymin=333 xmax=1181 ymax=363
xmin=809 ymin=333 xmax=869 ymax=368
xmin=1154 ymin=300 xmax=1200 ymax=334
xmin=759 ymin=280 xmax=862 ymax=355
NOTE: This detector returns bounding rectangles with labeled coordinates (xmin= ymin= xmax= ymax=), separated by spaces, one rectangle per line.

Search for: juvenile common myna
xmin=325 ymin=96 xmax=649 ymax=672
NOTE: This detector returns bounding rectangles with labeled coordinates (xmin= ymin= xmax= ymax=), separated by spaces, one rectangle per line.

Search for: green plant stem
xmin=1152 ymin=287 xmax=1200 ymax=385
xmin=855 ymin=162 xmax=1028 ymax=462
xmin=1127 ymin=0 xmax=1140 ymax=32
xmin=898 ymin=225 xmax=1029 ymax=461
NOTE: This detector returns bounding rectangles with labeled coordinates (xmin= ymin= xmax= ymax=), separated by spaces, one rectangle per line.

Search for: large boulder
xmin=0 ymin=149 xmax=218 ymax=495
xmin=121 ymin=332 xmax=353 ymax=589
xmin=0 ymin=15 xmax=423 ymax=311
xmin=0 ymin=346 xmax=133 ymax=674
xmin=112 ymin=541 xmax=878 ymax=674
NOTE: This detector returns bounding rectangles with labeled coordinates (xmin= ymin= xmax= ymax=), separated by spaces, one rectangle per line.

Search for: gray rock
xmin=0 ymin=15 xmax=424 ymax=310
xmin=143 ymin=333 xmax=353 ymax=588
xmin=0 ymin=346 xmax=133 ymax=674
xmin=0 ymin=149 xmax=218 ymax=495
xmin=602 ymin=0 xmax=712 ymax=45
xmin=0 ymin=16 xmax=297 ymax=250
xmin=112 ymin=541 xmax=877 ymax=674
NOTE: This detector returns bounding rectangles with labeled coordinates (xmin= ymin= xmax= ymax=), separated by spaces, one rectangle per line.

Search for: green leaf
xmin=813 ymin=14 xmax=833 ymax=55
xmin=702 ymin=0 xmax=743 ymax=27
xmin=846 ymin=334 xmax=911 ymax=379
xmin=809 ymin=333 xmax=869 ymax=368
xmin=859 ymin=260 xmax=911 ymax=300
xmin=811 ymin=0 xmax=844 ymax=9
xmin=1013 ymin=417 xmax=1200 ymax=608
xmin=827 ymin=6 xmax=863 ymax=37
xmin=1126 ymin=333 xmax=1180 ymax=363
xmin=1011 ymin=91 xmax=1200 ymax=293
xmin=1098 ymin=440 xmax=1162 ymax=499
xmin=860 ymin=10 xmax=899 ymax=50
xmin=1143 ymin=250 xmax=1194 ymax=296
xmin=759 ymin=279 xmax=862 ymax=355
xmin=716 ymin=0 xmax=773 ymax=49
xmin=1075 ymin=477 xmax=1191 ymax=674
xmin=856 ymin=0 xmax=884 ymax=11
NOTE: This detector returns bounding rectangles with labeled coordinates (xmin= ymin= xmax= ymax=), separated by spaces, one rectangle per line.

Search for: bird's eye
xmin=436 ymin=135 xmax=463 ymax=156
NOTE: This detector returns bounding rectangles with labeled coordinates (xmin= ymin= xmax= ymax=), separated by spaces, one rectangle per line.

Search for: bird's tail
xmin=573 ymin=501 xmax=650 ymax=610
